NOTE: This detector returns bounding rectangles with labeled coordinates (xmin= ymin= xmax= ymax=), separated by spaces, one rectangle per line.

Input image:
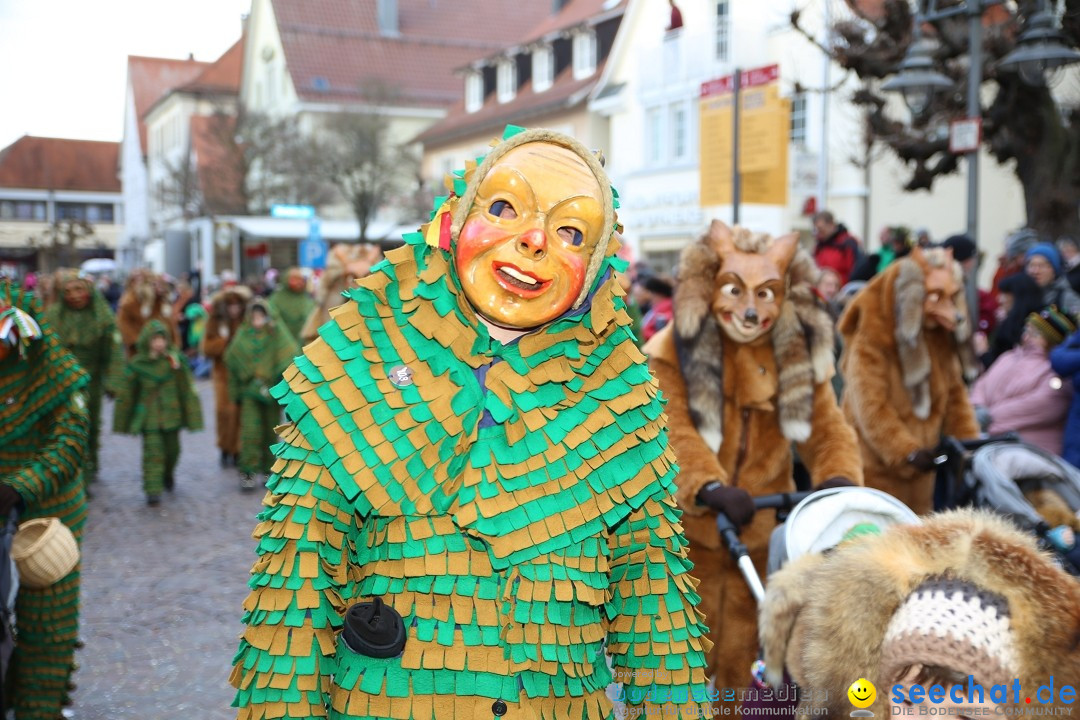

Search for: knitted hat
xmin=1005 ymin=229 xmax=1039 ymax=260
xmin=1027 ymin=305 xmax=1078 ymax=346
xmin=879 ymin=576 xmax=1018 ymax=688
xmin=1026 ymin=243 xmax=1062 ymax=276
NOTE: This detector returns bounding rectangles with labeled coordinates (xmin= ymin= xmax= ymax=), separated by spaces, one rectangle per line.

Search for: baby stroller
xmin=716 ymin=487 xmax=920 ymax=705
xmin=0 ymin=510 xmax=18 ymax=717
xmin=937 ymin=437 xmax=1080 ymax=575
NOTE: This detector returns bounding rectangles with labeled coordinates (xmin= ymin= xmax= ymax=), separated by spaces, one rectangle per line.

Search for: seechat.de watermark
xmin=891 ymin=676 xmax=1076 ymax=716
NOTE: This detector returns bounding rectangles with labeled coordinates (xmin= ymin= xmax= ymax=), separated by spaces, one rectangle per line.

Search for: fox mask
xmin=709 ymin=221 xmax=799 ymax=344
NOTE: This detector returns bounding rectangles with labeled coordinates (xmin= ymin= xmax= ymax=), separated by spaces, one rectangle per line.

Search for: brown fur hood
xmin=837 ymin=253 xmax=975 ymax=420
xmin=759 ymin=509 xmax=1080 ymax=715
xmin=673 ymin=221 xmax=836 ymax=451
xmin=208 ymin=285 xmax=253 ymax=318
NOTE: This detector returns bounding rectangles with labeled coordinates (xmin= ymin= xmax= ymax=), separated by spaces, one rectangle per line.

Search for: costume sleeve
xmin=112 ymin=368 xmax=138 ymax=435
xmin=230 ymin=425 xmax=356 ymax=720
xmin=942 ymin=356 xmax=979 ymax=441
xmin=103 ymin=325 xmax=125 ymax=395
xmin=1051 ymin=330 xmax=1080 ymax=376
xmin=201 ymin=317 xmax=229 ymax=358
xmin=648 ymin=354 xmax=727 ymax=515
xmin=177 ymin=362 xmax=204 ymax=432
xmin=4 ymin=392 xmax=88 ymax=506
xmin=606 ymin=493 xmax=713 ymax=717
xmin=795 ymin=381 xmax=863 ymax=485
xmin=843 ymin=336 xmax=922 ymax=465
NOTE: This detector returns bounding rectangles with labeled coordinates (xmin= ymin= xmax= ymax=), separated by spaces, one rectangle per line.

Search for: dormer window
xmin=465 ymin=72 xmax=483 ymax=113
xmin=497 ymin=60 xmax=516 ymax=104
xmin=533 ymin=45 xmax=554 ymax=92
xmin=572 ymin=30 xmax=597 ymax=80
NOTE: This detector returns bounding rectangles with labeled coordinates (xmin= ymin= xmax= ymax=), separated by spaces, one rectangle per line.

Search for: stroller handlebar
xmin=752 ymin=491 xmax=814 ymax=511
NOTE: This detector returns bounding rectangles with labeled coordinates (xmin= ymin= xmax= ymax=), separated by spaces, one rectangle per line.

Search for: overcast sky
xmin=0 ymin=0 xmax=251 ymax=150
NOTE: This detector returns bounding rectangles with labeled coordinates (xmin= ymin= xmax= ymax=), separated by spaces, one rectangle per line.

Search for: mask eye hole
xmin=489 ymin=200 xmax=517 ymax=220
xmin=757 ymin=288 xmax=775 ymax=303
xmin=720 ymin=283 xmax=741 ymax=298
xmin=558 ymin=227 xmax=584 ymax=246
xmin=927 ymin=291 xmax=942 ymax=303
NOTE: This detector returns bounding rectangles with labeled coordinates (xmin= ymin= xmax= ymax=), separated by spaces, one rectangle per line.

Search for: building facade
xmin=0 ymin=136 xmax=123 ymax=277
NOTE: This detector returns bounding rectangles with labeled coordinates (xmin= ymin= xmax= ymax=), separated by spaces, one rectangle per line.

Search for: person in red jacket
xmin=812 ymin=210 xmax=860 ymax=284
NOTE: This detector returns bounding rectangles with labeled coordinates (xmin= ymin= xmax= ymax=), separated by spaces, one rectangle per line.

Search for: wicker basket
xmin=11 ymin=518 xmax=79 ymax=589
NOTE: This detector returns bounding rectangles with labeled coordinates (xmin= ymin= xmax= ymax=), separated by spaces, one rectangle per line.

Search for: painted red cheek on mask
xmin=456 ymin=218 xmax=511 ymax=269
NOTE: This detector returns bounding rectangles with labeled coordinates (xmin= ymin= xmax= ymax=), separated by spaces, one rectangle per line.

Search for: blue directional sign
xmin=299 ymin=217 xmax=327 ymax=269
xmin=271 ymin=204 xmax=316 ymax=219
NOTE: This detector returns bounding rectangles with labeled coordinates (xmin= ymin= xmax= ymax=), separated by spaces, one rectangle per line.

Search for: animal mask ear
xmin=709 ymin=219 xmax=736 ymax=259
xmin=766 ymin=232 xmax=800 ymax=275
xmin=909 ymin=246 xmax=930 ymax=274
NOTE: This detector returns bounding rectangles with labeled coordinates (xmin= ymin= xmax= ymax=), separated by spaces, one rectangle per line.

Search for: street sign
xmin=949 ymin=118 xmax=982 ymax=154
xmin=701 ymin=64 xmax=780 ymax=98
xmin=271 ymin=204 xmax=316 ymax=219
xmin=299 ymin=218 xmax=327 ymax=269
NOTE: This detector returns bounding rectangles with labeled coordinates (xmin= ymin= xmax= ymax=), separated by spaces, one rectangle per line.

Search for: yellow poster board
xmin=699 ymin=84 xmax=790 ymax=206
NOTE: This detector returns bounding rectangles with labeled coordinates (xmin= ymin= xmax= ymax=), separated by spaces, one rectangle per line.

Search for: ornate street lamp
xmin=881 ymin=34 xmax=954 ymax=118
xmin=997 ymin=0 xmax=1080 ymax=86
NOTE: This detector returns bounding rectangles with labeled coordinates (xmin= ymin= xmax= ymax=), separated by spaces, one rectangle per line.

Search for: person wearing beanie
xmin=1058 ymin=235 xmax=1080 ymax=294
xmin=970 ymin=306 xmax=1075 ymax=455
xmin=992 ymin=228 xmax=1039 ymax=295
xmin=266 ymin=267 xmax=313 ymax=343
xmin=230 ymin=126 xmax=712 ymax=719
xmin=757 ymin=509 xmax=1080 ymax=717
xmin=1050 ymin=324 xmax=1080 ymax=468
xmin=1026 ymin=243 xmax=1080 ymax=319
xmin=640 ymin=275 xmax=674 ymax=341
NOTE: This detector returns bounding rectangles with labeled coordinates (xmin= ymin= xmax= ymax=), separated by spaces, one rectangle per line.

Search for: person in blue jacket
xmin=1050 ymin=326 xmax=1080 ymax=468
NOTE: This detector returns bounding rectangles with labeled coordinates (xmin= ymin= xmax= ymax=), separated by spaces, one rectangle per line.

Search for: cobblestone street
xmin=70 ymin=379 xmax=262 ymax=720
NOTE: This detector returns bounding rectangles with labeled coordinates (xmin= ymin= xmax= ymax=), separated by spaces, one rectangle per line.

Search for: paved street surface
xmin=70 ymin=379 xmax=263 ymax=720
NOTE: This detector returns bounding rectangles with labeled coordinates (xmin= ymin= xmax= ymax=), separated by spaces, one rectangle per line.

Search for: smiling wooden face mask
xmin=454 ymin=142 xmax=606 ymax=330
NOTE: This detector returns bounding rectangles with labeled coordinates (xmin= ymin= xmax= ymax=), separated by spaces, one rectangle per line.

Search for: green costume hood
xmin=45 ymin=271 xmax=117 ymax=348
xmin=0 ymin=281 xmax=88 ymax=442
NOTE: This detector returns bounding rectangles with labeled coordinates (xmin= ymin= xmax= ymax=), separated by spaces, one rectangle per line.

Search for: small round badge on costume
xmin=388 ymin=364 xmax=414 ymax=388
xmin=341 ymin=597 xmax=407 ymax=658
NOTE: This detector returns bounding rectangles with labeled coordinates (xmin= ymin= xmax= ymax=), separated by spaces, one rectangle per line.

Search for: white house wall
xmin=121 ymin=84 xmax=150 ymax=264
xmin=595 ymin=0 xmax=1026 ymax=283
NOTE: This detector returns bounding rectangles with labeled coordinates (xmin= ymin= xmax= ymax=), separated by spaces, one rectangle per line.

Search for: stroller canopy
xmin=768 ymin=487 xmax=921 ymax=576
xmin=970 ymin=442 xmax=1080 ymax=528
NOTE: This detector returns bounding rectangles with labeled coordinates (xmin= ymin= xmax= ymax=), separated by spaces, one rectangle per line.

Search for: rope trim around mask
xmin=449 ymin=128 xmax=617 ymax=310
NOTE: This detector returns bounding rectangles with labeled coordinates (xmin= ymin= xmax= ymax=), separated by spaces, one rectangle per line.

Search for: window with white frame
xmin=533 ymin=45 xmax=554 ymax=92
xmin=716 ymin=0 xmax=730 ymax=61
xmin=573 ymin=30 xmax=597 ymax=79
xmin=645 ymin=106 xmax=663 ymax=166
xmin=497 ymin=60 xmax=516 ymax=103
xmin=790 ymin=92 xmax=808 ymax=145
xmin=465 ymin=72 xmax=483 ymax=112
xmin=670 ymin=102 xmax=689 ymax=162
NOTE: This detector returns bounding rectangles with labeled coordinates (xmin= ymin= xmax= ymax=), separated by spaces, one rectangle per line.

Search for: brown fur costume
xmin=759 ymin=509 xmax=1080 ymax=716
xmin=117 ymin=269 xmax=179 ymax=356
xmin=200 ymin=285 xmax=252 ymax=456
xmin=839 ymin=250 xmax=979 ymax=514
xmin=645 ymin=220 xmax=862 ymax=689
xmin=299 ymin=243 xmax=382 ymax=343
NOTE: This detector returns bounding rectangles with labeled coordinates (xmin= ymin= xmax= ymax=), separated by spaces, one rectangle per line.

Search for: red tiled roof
xmin=269 ymin=0 xmax=551 ymax=106
xmin=190 ymin=115 xmax=246 ymax=215
xmin=0 ymin=136 xmax=121 ymax=192
xmin=182 ymin=37 xmax=245 ymax=95
xmin=127 ymin=56 xmax=210 ymax=155
xmin=519 ymin=0 xmax=625 ymax=47
xmin=416 ymin=60 xmax=607 ymax=147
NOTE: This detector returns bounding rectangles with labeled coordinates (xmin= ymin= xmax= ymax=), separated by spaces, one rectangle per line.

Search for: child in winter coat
xmin=113 ymin=320 xmax=203 ymax=504
xmin=970 ymin=307 xmax=1076 ymax=455
xmin=223 ymin=298 xmax=298 ymax=491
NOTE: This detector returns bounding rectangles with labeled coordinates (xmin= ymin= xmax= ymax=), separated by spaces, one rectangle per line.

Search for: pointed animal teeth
xmin=501 ymin=266 xmax=538 ymax=285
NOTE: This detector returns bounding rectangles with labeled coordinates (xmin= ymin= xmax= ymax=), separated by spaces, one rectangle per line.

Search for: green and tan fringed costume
xmin=113 ymin=320 xmax=203 ymax=499
xmin=267 ymin=269 xmax=315 ymax=344
xmin=45 ymin=269 xmax=124 ymax=484
xmin=225 ymin=299 xmax=300 ymax=478
xmin=0 ymin=281 xmax=89 ymax=720
xmin=231 ymin=128 xmax=712 ymax=720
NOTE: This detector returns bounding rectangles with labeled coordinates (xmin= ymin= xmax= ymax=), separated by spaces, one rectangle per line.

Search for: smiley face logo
xmin=848 ymin=678 xmax=877 ymax=709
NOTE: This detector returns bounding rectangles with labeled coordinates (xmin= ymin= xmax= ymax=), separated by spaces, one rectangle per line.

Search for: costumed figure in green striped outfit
xmin=45 ymin=268 xmax=124 ymax=486
xmin=113 ymin=320 xmax=203 ymax=504
xmin=225 ymin=297 xmax=300 ymax=492
xmin=0 ymin=280 xmax=90 ymax=720
xmin=230 ymin=127 xmax=712 ymax=720
xmin=267 ymin=267 xmax=315 ymax=344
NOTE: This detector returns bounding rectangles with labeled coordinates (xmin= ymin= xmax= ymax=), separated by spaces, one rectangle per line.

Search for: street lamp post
xmin=883 ymin=0 xmax=1080 ymax=250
